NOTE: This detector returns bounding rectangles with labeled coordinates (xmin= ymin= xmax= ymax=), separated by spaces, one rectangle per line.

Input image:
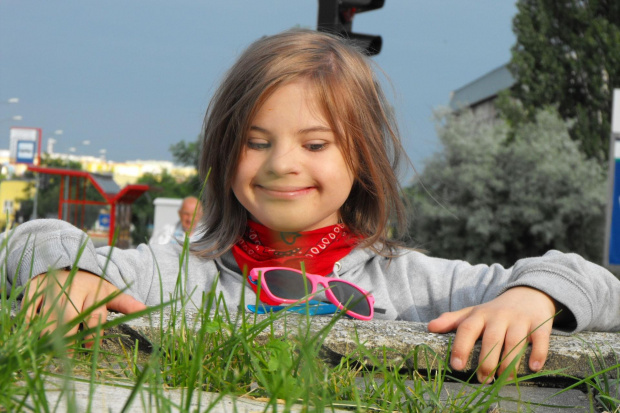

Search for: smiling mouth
xmin=256 ymin=185 xmax=315 ymax=198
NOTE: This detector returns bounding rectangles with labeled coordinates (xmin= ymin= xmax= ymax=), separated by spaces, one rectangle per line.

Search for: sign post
xmin=9 ymin=127 xmax=42 ymax=165
xmin=9 ymin=127 xmax=42 ymax=219
xmin=604 ymin=89 xmax=620 ymax=268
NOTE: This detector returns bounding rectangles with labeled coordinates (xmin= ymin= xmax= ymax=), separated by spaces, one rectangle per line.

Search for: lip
xmin=255 ymin=185 xmax=316 ymax=199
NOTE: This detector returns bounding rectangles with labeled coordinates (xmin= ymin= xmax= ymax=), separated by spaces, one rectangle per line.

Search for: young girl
xmin=3 ymin=29 xmax=620 ymax=385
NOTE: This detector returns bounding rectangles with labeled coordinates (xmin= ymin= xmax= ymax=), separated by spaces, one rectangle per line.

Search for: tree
xmin=406 ymin=108 xmax=606 ymax=267
xmin=169 ymin=136 xmax=201 ymax=169
xmin=506 ymin=0 xmax=620 ymax=161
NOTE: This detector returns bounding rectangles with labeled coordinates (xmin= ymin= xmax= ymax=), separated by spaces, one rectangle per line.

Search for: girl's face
xmin=232 ymin=79 xmax=354 ymax=232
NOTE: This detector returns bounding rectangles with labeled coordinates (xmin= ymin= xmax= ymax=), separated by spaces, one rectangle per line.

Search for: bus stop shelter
xmin=28 ymin=166 xmax=149 ymax=248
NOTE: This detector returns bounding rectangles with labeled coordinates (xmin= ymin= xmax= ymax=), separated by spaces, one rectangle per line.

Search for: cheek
xmin=331 ymin=155 xmax=355 ymax=190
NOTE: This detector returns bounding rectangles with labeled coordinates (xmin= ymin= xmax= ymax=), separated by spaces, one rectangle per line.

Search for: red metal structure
xmin=28 ymin=166 xmax=149 ymax=248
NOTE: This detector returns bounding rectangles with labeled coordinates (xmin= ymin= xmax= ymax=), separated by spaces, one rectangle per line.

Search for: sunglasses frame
xmin=247 ymin=266 xmax=375 ymax=321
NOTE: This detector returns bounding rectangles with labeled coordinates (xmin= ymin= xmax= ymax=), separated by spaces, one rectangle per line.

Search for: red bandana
xmin=232 ymin=220 xmax=359 ymax=277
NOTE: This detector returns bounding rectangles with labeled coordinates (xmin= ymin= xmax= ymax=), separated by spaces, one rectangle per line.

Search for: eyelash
xmin=305 ymin=143 xmax=326 ymax=152
xmin=246 ymin=141 xmax=270 ymax=150
xmin=246 ymin=140 xmax=328 ymax=152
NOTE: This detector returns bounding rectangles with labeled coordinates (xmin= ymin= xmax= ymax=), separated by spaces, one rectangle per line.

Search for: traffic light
xmin=317 ymin=0 xmax=384 ymax=56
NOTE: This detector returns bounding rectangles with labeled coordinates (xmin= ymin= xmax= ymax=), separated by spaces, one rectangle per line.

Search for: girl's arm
xmin=414 ymin=250 xmax=620 ymax=383
xmin=348 ymin=248 xmax=620 ymax=383
xmin=1 ymin=219 xmax=154 ymax=338
xmin=3 ymin=218 xmax=220 ymax=309
xmin=2 ymin=219 xmax=182 ymax=305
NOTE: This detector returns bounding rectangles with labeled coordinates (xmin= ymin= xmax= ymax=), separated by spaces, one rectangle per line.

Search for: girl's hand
xmin=427 ymin=286 xmax=556 ymax=383
xmin=22 ymin=270 xmax=146 ymax=346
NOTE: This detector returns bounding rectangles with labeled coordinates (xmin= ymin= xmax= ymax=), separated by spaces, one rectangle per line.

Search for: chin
xmin=264 ymin=223 xmax=305 ymax=233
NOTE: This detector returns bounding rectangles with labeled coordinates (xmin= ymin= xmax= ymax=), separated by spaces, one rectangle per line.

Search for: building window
xmin=3 ymin=200 xmax=14 ymax=216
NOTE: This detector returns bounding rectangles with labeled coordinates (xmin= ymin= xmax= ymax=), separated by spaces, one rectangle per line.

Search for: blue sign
xmin=98 ymin=213 xmax=111 ymax=229
xmin=608 ymin=159 xmax=620 ymax=265
xmin=16 ymin=140 xmax=36 ymax=164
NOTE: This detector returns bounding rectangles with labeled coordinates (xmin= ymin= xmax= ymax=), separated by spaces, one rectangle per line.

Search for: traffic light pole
xmin=317 ymin=0 xmax=384 ymax=56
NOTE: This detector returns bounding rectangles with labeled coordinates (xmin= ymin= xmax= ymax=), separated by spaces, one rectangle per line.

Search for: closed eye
xmin=247 ymin=139 xmax=270 ymax=150
xmin=305 ymin=142 xmax=327 ymax=152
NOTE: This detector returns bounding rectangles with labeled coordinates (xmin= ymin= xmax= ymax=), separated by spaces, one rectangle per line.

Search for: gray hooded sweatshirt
xmin=3 ymin=219 xmax=620 ymax=333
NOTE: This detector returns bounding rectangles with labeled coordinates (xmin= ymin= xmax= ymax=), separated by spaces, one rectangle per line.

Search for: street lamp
xmin=33 ymin=126 xmax=64 ymax=220
xmin=45 ymin=129 xmax=63 ymax=155
xmin=47 ymin=138 xmax=57 ymax=154
xmin=2 ymin=97 xmax=19 ymax=105
xmin=0 ymin=115 xmax=22 ymax=123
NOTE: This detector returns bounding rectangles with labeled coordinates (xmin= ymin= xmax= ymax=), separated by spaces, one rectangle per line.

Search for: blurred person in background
xmin=150 ymin=196 xmax=203 ymax=244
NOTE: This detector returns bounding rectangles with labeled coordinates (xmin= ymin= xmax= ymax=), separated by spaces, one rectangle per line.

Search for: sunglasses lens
xmin=263 ymin=269 xmax=311 ymax=300
xmin=327 ymin=281 xmax=371 ymax=317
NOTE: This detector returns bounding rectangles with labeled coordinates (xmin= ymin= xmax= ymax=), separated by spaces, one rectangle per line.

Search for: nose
xmin=265 ymin=144 xmax=300 ymax=176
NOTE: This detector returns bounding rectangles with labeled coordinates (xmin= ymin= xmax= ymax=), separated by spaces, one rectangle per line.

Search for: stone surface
xmin=98 ymin=309 xmax=619 ymax=412
xmin=357 ymin=378 xmax=593 ymax=412
xmin=114 ymin=309 xmax=620 ymax=380
xmin=38 ymin=377 xmax=351 ymax=413
xmin=12 ymin=306 xmax=619 ymax=412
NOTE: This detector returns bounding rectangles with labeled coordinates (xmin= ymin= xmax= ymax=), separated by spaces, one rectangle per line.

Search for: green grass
xmin=1 ymin=231 xmax=619 ymax=412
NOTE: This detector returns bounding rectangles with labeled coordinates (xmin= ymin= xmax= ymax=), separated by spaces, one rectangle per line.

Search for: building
xmin=0 ymin=149 xmax=29 ymax=177
xmin=112 ymin=159 xmax=196 ymax=186
xmin=449 ymin=64 xmax=515 ymax=121
xmin=3 ymin=151 xmax=197 ymax=185
xmin=0 ymin=179 xmax=34 ymax=229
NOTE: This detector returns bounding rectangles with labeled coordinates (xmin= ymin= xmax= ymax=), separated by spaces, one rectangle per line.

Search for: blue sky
xmin=0 ymin=1 xmax=517 ymax=183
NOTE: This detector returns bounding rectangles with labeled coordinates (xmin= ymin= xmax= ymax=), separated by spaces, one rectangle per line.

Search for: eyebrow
xmin=249 ymin=125 xmax=333 ymax=135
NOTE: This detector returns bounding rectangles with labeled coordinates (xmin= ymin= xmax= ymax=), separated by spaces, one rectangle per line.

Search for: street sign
xmin=16 ymin=140 xmax=36 ymax=164
xmin=604 ymin=89 xmax=620 ymax=266
xmin=9 ymin=127 xmax=41 ymax=165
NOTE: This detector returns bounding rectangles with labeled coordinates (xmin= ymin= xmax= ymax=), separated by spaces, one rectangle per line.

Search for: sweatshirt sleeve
xmin=0 ymin=219 xmax=167 ymax=304
xmin=2 ymin=219 xmax=105 ymax=292
xmin=499 ymin=250 xmax=620 ymax=332
xmin=389 ymin=249 xmax=620 ymax=333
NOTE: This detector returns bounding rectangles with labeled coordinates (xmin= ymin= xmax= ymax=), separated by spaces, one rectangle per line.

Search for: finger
xmin=81 ymin=291 xmax=108 ymax=348
xmin=40 ymin=295 xmax=79 ymax=339
xmin=527 ymin=322 xmax=552 ymax=372
xmin=450 ymin=312 xmax=485 ymax=372
xmin=60 ymin=300 xmax=82 ymax=341
xmin=497 ymin=324 xmax=530 ymax=379
xmin=427 ymin=307 xmax=473 ymax=333
xmin=107 ymin=293 xmax=147 ymax=314
xmin=82 ymin=307 xmax=108 ymax=349
xmin=22 ymin=277 xmax=45 ymax=322
xmin=477 ymin=320 xmax=508 ymax=384
xmin=23 ymin=290 xmax=44 ymax=323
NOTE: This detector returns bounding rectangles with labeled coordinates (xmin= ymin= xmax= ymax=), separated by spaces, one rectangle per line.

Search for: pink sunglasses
xmin=247 ymin=267 xmax=375 ymax=321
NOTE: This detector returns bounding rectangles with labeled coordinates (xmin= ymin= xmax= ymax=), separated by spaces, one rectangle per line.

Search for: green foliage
xmin=506 ymin=0 xmax=620 ymax=161
xmin=169 ymin=136 xmax=201 ymax=169
xmin=406 ymin=107 xmax=606 ymax=267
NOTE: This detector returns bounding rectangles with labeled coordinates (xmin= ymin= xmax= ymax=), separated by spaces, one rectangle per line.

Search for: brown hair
xmin=194 ymin=29 xmax=407 ymax=257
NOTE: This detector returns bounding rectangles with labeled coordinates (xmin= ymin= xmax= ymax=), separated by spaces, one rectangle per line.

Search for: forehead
xmin=181 ymin=199 xmax=197 ymax=211
xmin=251 ymin=79 xmax=329 ymax=127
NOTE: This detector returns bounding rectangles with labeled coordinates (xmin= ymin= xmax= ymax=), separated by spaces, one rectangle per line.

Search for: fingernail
xmin=481 ymin=375 xmax=495 ymax=384
xmin=531 ymin=361 xmax=541 ymax=371
xmin=451 ymin=357 xmax=463 ymax=370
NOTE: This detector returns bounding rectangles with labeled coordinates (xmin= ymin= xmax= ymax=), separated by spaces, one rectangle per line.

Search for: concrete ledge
xmin=37 ymin=377 xmax=352 ymax=413
xmin=108 ymin=309 xmax=620 ymax=381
